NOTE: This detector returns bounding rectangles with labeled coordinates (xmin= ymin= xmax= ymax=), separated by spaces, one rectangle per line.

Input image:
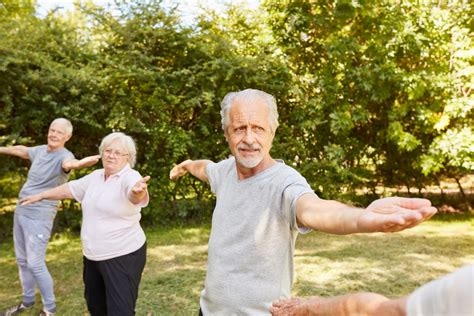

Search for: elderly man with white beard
xmin=169 ymin=88 xmax=437 ymax=316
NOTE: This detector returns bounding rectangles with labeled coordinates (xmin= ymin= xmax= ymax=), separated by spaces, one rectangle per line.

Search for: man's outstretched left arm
xmin=62 ymin=155 xmax=101 ymax=172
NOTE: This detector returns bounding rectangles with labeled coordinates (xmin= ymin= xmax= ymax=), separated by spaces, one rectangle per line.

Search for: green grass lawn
xmin=0 ymin=217 xmax=473 ymax=315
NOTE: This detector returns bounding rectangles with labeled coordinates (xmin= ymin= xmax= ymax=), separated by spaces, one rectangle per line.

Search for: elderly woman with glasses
xmin=21 ymin=132 xmax=150 ymax=316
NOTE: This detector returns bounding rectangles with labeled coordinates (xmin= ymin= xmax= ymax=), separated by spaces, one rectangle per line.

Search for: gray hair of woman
xmin=220 ymin=88 xmax=279 ymax=134
xmin=98 ymin=132 xmax=137 ymax=168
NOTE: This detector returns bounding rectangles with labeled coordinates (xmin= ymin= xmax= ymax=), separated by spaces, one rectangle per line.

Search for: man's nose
xmin=242 ymin=129 xmax=256 ymax=143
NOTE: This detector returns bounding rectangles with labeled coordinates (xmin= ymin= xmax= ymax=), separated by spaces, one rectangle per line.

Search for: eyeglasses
xmin=103 ymin=149 xmax=128 ymax=157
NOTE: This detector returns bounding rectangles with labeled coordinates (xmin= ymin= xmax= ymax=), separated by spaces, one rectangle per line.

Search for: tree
xmin=264 ymin=0 xmax=473 ymax=202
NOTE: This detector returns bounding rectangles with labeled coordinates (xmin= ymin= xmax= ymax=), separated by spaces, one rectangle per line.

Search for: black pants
xmin=83 ymin=242 xmax=147 ymax=316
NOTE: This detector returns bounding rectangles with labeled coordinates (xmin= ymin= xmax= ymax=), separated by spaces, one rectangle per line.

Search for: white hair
xmin=51 ymin=118 xmax=73 ymax=135
xmin=220 ymin=89 xmax=279 ymax=134
xmin=99 ymin=132 xmax=137 ymax=167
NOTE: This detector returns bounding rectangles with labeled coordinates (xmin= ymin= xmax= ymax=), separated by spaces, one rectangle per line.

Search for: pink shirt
xmin=69 ymin=164 xmax=149 ymax=261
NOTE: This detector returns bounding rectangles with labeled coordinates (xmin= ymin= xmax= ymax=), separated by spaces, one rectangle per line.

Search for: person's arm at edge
xmin=0 ymin=145 xmax=29 ymax=160
xmin=374 ymin=297 xmax=407 ymax=316
xmin=62 ymin=154 xmax=101 ymax=173
xmin=307 ymin=293 xmax=396 ymax=316
xmin=169 ymin=159 xmax=212 ymax=182
xmin=20 ymin=182 xmax=74 ymax=205
xmin=271 ymin=293 xmax=406 ymax=316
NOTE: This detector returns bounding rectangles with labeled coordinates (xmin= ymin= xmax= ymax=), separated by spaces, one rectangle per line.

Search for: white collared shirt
xmin=69 ymin=164 xmax=149 ymax=261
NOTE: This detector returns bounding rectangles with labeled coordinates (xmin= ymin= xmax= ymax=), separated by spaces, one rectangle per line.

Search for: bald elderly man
xmin=0 ymin=118 xmax=100 ymax=316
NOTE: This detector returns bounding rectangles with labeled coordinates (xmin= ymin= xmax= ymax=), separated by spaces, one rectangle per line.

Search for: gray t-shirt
xmin=15 ymin=145 xmax=74 ymax=220
xmin=200 ymin=157 xmax=314 ymax=316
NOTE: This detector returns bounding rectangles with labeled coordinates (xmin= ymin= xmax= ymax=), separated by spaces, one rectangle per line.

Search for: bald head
xmin=50 ymin=118 xmax=73 ymax=135
xmin=47 ymin=118 xmax=73 ymax=151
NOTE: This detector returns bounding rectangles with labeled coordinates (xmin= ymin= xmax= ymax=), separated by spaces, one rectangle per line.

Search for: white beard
xmin=235 ymin=143 xmax=264 ymax=168
xmin=236 ymin=155 xmax=263 ymax=168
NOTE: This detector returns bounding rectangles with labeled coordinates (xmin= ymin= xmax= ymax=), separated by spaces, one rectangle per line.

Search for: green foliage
xmin=0 ymin=0 xmax=292 ymax=226
xmin=0 ymin=0 xmax=472 ymax=231
xmin=264 ymin=0 xmax=473 ymax=197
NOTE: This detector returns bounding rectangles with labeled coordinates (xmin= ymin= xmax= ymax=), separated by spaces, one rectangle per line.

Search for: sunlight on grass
xmin=293 ymin=220 xmax=474 ymax=298
xmin=0 ymin=198 xmax=16 ymax=213
xmin=149 ymin=245 xmax=207 ymax=265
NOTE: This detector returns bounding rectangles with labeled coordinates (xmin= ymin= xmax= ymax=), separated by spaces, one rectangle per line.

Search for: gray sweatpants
xmin=13 ymin=213 xmax=56 ymax=312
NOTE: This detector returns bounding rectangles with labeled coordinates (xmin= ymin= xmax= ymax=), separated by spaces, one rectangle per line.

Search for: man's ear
xmin=65 ymin=133 xmax=72 ymax=142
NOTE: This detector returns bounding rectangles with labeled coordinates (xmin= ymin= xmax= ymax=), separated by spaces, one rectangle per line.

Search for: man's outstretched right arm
xmin=169 ymin=159 xmax=212 ymax=182
xmin=0 ymin=145 xmax=29 ymax=160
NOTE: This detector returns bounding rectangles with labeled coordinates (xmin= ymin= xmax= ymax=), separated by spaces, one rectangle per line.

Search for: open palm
xmin=358 ymin=197 xmax=437 ymax=232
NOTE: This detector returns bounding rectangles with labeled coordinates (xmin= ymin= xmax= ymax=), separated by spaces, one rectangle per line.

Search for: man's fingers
xmin=382 ymin=215 xmax=406 ymax=226
xmin=80 ymin=155 xmax=101 ymax=167
xmin=377 ymin=211 xmax=431 ymax=231
xmin=271 ymin=299 xmax=285 ymax=307
xmin=19 ymin=197 xmax=34 ymax=205
xmin=419 ymin=206 xmax=437 ymax=218
xmin=391 ymin=205 xmax=435 ymax=222
xmin=394 ymin=197 xmax=432 ymax=209
xmin=169 ymin=166 xmax=178 ymax=179
xmin=84 ymin=155 xmax=101 ymax=162
xmin=170 ymin=161 xmax=191 ymax=180
xmin=170 ymin=168 xmax=184 ymax=180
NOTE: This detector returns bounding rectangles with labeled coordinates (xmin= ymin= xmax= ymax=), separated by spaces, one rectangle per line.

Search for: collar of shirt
xmin=102 ymin=163 xmax=132 ymax=181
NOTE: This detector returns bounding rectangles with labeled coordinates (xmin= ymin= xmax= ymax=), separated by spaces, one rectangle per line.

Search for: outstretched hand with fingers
xmin=358 ymin=197 xmax=437 ymax=233
xmin=20 ymin=194 xmax=43 ymax=206
xmin=78 ymin=154 xmax=101 ymax=168
xmin=169 ymin=159 xmax=192 ymax=180
xmin=132 ymin=176 xmax=150 ymax=194
xmin=129 ymin=176 xmax=151 ymax=204
xmin=270 ymin=297 xmax=304 ymax=316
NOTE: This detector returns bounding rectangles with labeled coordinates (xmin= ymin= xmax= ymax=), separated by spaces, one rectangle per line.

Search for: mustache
xmin=237 ymin=144 xmax=261 ymax=151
